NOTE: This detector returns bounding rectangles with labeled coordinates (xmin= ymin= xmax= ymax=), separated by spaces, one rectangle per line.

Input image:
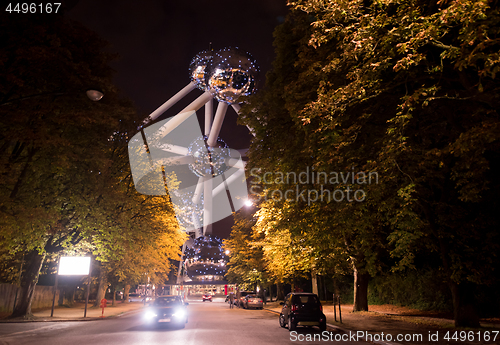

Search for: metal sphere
xmin=189 ymin=50 xmax=214 ymax=91
xmin=173 ymin=191 xmax=203 ymax=230
xmin=188 ymin=136 xmax=230 ymax=177
xmin=206 ymin=47 xmax=259 ymax=104
xmin=184 ymin=236 xmax=226 ymax=281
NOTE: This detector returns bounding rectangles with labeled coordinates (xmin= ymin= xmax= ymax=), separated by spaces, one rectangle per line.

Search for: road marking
xmin=1 ymin=323 xmax=70 ymax=337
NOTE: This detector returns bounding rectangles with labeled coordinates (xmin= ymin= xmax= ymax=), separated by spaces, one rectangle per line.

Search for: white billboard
xmin=58 ymin=256 xmax=91 ymax=275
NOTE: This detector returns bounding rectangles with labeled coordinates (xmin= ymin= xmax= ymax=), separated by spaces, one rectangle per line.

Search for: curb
xmin=0 ymin=306 xmax=146 ymax=323
xmin=263 ymin=307 xmax=402 ymax=345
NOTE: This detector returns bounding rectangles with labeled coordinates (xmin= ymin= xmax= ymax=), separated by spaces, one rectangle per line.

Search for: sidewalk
xmin=0 ymin=301 xmax=146 ymax=322
xmin=263 ymin=301 xmax=500 ymax=345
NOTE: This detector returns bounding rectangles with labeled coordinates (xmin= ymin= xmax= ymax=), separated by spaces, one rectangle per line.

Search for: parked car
xmin=235 ymin=291 xmax=253 ymax=308
xmin=242 ymin=294 xmax=263 ymax=309
xmin=128 ymin=293 xmax=151 ymax=303
xmin=144 ymin=295 xmax=189 ymax=327
xmin=279 ymin=293 xmax=326 ymax=332
xmin=202 ymin=294 xmax=212 ymax=302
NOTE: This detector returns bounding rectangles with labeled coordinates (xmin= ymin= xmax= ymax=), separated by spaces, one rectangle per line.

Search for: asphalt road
xmin=0 ymin=299 xmax=359 ymax=345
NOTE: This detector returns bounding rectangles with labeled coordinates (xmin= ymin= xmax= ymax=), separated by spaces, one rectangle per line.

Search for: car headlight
xmin=172 ymin=309 xmax=186 ymax=319
xmin=144 ymin=310 xmax=157 ymax=320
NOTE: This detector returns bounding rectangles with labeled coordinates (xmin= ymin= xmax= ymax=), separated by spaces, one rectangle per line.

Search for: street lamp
xmin=0 ymin=89 xmax=104 ymax=106
xmin=86 ymin=89 xmax=104 ymax=101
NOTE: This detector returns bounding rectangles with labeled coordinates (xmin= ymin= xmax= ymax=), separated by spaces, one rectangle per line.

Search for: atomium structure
xmin=171 ymin=190 xmax=204 ymax=231
xmin=128 ymin=47 xmax=258 ymax=284
xmin=182 ymin=236 xmax=227 ymax=283
xmin=187 ymin=135 xmax=230 ymax=178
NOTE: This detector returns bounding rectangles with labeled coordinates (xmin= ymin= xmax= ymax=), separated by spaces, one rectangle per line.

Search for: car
xmin=235 ymin=291 xmax=253 ymax=308
xmin=279 ymin=293 xmax=326 ymax=332
xmin=128 ymin=293 xmax=151 ymax=303
xmin=202 ymin=294 xmax=212 ymax=302
xmin=144 ymin=295 xmax=189 ymax=327
xmin=242 ymin=294 xmax=263 ymax=309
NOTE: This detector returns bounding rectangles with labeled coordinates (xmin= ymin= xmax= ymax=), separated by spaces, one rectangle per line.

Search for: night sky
xmin=66 ymin=0 xmax=289 ymax=238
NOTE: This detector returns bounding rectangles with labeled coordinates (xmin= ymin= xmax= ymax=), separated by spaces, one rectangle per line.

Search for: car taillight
xmin=291 ymin=304 xmax=297 ymax=312
xmin=319 ymin=305 xmax=323 ymax=312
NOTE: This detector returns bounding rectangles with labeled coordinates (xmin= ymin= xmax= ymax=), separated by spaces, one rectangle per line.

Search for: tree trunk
xmin=58 ymin=285 xmax=64 ymax=306
xmin=333 ymin=275 xmax=340 ymax=296
xmin=93 ymin=269 xmax=107 ymax=307
xmin=353 ymin=266 xmax=369 ymax=312
xmin=10 ymin=250 xmax=46 ymax=318
xmin=322 ymin=276 xmax=328 ymax=301
xmin=64 ymin=284 xmax=75 ymax=306
xmin=450 ymin=282 xmax=480 ymax=327
xmin=421 ymin=203 xmax=481 ymax=327
xmin=9 ymin=147 xmax=36 ymax=199
xmin=311 ymin=271 xmax=319 ymax=296
xmin=124 ymin=284 xmax=131 ymax=303
xmin=112 ymin=285 xmax=116 ymax=307
xmin=277 ymin=282 xmax=284 ymax=300
xmin=57 ymin=284 xmax=73 ymax=306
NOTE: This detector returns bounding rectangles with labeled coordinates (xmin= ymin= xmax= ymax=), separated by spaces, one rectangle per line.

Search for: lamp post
xmin=50 ymin=256 xmax=60 ymax=317
xmin=84 ymin=263 xmax=92 ymax=318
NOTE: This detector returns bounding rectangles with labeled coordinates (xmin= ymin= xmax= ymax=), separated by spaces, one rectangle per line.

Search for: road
xmin=0 ymin=299 xmax=358 ymax=345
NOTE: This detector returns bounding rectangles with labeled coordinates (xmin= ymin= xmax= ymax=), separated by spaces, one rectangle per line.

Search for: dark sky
xmin=66 ymin=1 xmax=287 ymax=119
xmin=66 ymin=0 xmax=289 ymax=238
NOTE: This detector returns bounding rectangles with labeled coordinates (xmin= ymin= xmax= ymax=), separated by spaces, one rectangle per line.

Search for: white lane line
xmin=2 ymin=323 xmax=71 ymax=337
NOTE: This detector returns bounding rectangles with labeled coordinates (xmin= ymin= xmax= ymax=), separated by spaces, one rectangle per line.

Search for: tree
xmin=224 ymin=208 xmax=268 ymax=290
xmin=284 ymin=0 xmax=500 ymax=325
xmin=0 ymin=13 xmax=185 ymax=317
xmin=239 ymin=9 xmax=391 ymax=311
xmin=84 ymin=137 xmax=186 ymax=306
xmin=237 ymin=0 xmax=500 ymax=325
xmin=100 ymin=194 xmax=187 ymax=305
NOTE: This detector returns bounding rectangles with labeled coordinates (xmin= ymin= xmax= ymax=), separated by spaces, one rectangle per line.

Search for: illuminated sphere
xmin=184 ymin=236 xmax=227 ymax=282
xmin=206 ymin=47 xmax=259 ymax=104
xmin=173 ymin=191 xmax=203 ymax=230
xmin=188 ymin=136 xmax=230 ymax=177
xmin=189 ymin=50 xmax=214 ymax=91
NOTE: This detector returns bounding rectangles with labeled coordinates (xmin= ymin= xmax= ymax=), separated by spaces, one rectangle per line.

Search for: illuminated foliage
xmin=0 ymin=14 xmax=185 ymax=316
xmin=224 ymin=209 xmax=269 ymax=290
xmin=238 ymin=0 xmax=500 ymax=325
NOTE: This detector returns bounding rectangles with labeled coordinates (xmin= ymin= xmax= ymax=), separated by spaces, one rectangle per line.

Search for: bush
xmin=368 ymin=269 xmax=452 ymax=312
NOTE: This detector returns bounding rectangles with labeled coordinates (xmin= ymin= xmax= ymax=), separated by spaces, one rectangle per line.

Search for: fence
xmin=0 ymin=283 xmax=60 ymax=312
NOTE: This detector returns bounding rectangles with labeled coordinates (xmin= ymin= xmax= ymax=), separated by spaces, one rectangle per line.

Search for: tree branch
xmin=428 ymin=39 xmax=457 ymax=50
